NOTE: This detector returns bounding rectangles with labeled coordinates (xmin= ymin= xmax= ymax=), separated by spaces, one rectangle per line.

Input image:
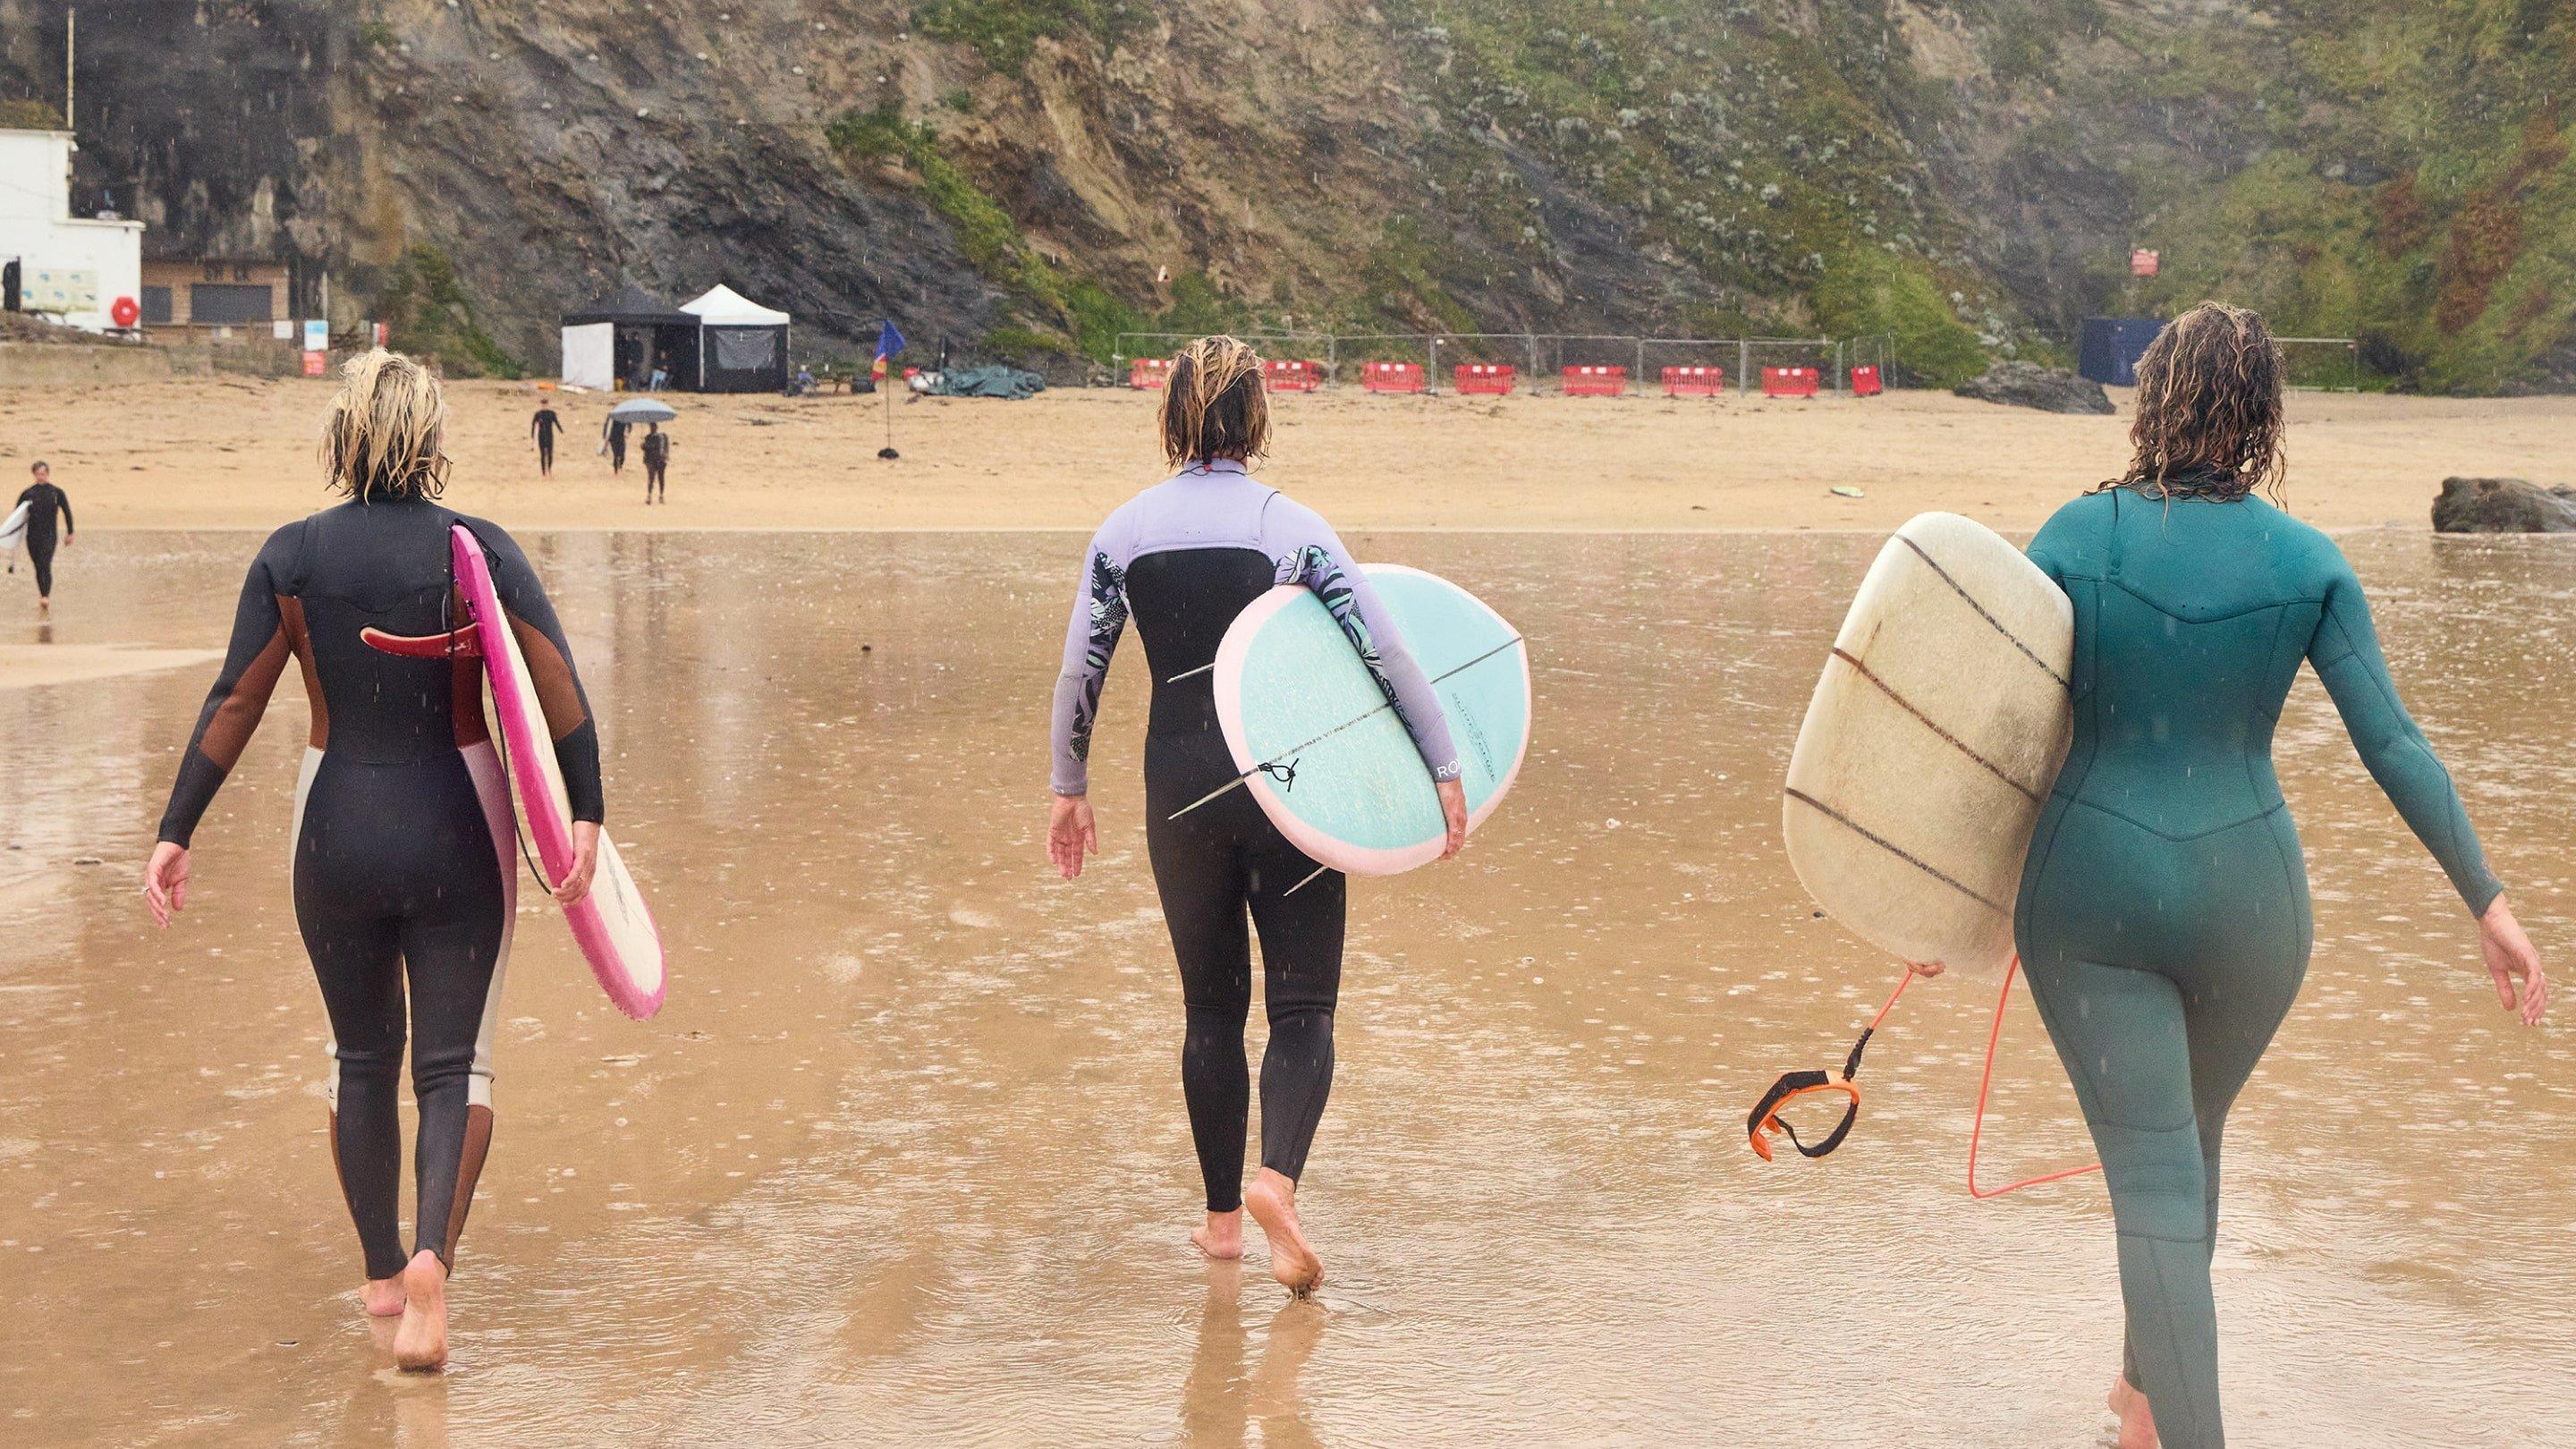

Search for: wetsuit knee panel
xmin=2092 ymin=1122 xmax=2211 ymax=1243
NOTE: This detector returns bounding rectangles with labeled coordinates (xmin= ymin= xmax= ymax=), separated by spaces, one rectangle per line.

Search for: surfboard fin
xmin=361 ymin=623 xmax=483 ymax=659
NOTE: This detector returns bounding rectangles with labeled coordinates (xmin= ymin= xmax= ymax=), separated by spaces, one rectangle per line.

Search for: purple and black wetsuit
xmin=1049 ymin=458 xmax=1457 ymax=1213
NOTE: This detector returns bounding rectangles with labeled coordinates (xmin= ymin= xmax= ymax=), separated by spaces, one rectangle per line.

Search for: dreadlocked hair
xmin=1159 ymin=335 xmax=1271 ymax=467
xmin=2097 ymin=301 xmax=2286 ymax=504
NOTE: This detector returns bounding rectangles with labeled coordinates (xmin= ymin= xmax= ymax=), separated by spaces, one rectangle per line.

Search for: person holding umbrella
xmin=606 ymin=399 xmax=677 ymax=504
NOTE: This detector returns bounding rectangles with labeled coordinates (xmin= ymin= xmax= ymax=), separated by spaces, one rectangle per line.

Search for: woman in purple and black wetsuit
xmin=1046 ymin=335 xmax=1468 ymax=1296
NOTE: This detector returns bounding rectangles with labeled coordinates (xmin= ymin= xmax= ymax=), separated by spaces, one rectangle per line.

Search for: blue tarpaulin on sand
xmin=2078 ymin=318 xmax=2165 ymax=386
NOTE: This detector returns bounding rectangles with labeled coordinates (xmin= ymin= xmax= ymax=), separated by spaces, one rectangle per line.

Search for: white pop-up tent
xmin=681 ymin=284 xmax=792 ymax=393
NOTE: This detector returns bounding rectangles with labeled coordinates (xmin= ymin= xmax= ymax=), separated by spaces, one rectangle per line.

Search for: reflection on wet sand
xmin=1181 ymin=1262 xmax=1325 ymax=1448
xmin=0 ymin=530 xmax=2569 ymax=1445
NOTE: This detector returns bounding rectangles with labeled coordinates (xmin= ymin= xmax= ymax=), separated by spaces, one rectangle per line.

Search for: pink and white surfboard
xmin=451 ymin=524 xmax=665 ymax=1019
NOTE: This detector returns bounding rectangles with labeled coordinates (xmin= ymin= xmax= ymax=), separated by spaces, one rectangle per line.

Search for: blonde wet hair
xmin=1159 ymin=335 xmax=1270 ymax=467
xmin=323 ymin=348 xmax=450 ymax=501
xmin=2099 ymin=301 xmax=2285 ymax=503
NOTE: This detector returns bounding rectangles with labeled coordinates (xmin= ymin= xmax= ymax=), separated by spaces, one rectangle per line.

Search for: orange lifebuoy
xmin=110 ymin=295 xmax=140 ymax=327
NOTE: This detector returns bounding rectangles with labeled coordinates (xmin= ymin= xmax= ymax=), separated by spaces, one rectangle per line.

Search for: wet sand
xmin=1 ymin=376 xmax=2570 ymax=536
xmin=4 ymin=530 xmax=2570 ymax=1445
xmin=0 ymin=643 xmax=221 ymax=691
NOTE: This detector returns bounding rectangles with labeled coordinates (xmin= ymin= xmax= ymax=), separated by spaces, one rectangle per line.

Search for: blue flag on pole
xmin=873 ymin=319 xmax=906 ymax=379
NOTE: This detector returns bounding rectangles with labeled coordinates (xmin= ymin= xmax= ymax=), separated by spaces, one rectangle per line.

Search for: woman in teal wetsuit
xmin=1925 ymin=303 xmax=2547 ymax=1449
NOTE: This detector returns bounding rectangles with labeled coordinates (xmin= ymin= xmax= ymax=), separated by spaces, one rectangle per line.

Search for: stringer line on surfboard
xmin=1165 ymin=631 xmax=1528 ymax=822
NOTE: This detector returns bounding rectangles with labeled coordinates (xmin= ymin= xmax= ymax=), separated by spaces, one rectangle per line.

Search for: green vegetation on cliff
xmin=2075 ymin=0 xmax=2575 ymax=390
xmin=377 ymin=246 xmax=520 ymax=379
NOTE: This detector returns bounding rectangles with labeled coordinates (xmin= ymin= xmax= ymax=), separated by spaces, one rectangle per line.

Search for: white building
xmin=0 ymin=128 xmax=144 ymax=333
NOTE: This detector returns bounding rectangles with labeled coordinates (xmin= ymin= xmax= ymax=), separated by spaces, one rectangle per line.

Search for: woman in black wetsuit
xmin=141 ymin=351 xmax=606 ymax=1371
xmin=1046 ymin=335 xmax=1469 ymax=1294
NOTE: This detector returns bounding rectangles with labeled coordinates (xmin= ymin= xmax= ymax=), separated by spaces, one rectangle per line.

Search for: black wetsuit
xmin=605 ymin=419 xmax=629 ymax=473
xmin=640 ymin=429 xmax=669 ymax=502
xmin=157 ymin=496 xmax=603 ymax=1279
xmin=1051 ymin=461 xmax=1457 ymax=1212
xmin=14 ymin=481 xmax=72 ymax=597
xmin=531 ymin=407 xmax=560 ymax=472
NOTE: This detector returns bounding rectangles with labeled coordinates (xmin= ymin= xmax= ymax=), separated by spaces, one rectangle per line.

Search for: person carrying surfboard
xmin=13 ymin=460 xmax=74 ymax=616
xmin=1917 ymin=302 xmax=2546 ymax=1449
xmin=1045 ymin=335 xmax=1469 ymax=1296
xmin=140 ymin=349 xmax=608 ymax=1373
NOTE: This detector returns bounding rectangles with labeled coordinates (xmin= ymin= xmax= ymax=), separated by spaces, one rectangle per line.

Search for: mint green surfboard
xmin=1211 ymin=564 xmax=1530 ymax=875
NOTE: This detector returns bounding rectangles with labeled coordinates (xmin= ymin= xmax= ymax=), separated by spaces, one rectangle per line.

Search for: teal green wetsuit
xmin=2014 ymin=485 xmax=2500 ymax=1449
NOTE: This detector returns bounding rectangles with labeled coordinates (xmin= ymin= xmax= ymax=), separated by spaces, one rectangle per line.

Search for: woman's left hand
xmin=554 ymin=820 xmax=601 ymax=904
xmin=1436 ymin=776 xmax=1468 ymax=860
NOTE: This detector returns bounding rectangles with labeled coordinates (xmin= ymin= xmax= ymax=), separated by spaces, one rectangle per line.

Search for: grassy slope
xmin=841 ymin=0 xmax=2568 ymax=390
xmin=2103 ymin=0 xmax=2575 ymax=390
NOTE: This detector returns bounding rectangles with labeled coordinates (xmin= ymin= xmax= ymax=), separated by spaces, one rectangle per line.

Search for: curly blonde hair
xmin=323 ymin=349 xmax=450 ymax=501
xmin=1159 ymin=335 xmax=1271 ymax=467
xmin=2100 ymin=301 xmax=2285 ymax=503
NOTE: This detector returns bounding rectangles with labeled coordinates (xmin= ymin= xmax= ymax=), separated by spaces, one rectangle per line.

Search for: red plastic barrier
xmin=1266 ymin=359 xmax=1324 ymax=392
xmin=1360 ymin=360 xmax=1426 ymax=394
xmin=1129 ymin=358 xmax=1172 ymax=390
xmin=1455 ymin=363 xmax=1517 ymax=395
xmin=1850 ymin=363 xmax=1883 ymax=397
xmin=1761 ymin=366 xmax=1821 ymax=398
xmin=1562 ymin=364 xmax=1628 ymax=397
xmin=1661 ymin=365 xmax=1728 ymax=397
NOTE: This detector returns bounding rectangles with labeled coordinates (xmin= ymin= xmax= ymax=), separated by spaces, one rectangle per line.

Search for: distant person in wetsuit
xmin=14 ymin=460 xmax=74 ymax=616
xmin=1908 ymin=303 xmax=2546 ymax=1449
xmin=141 ymin=350 xmax=607 ymax=1374
xmin=603 ymin=417 xmax=630 ymax=475
xmin=640 ymin=422 xmax=671 ymax=504
xmin=1046 ymin=335 xmax=1469 ymax=1296
xmin=530 ymin=402 xmax=561 ymax=479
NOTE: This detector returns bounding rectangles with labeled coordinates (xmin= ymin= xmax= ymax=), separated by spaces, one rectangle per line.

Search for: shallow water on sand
xmin=3 ymin=529 xmax=2572 ymax=1446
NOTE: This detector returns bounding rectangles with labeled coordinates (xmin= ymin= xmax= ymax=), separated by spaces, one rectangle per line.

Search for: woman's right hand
xmin=1436 ymin=776 xmax=1468 ymax=860
xmin=1048 ymin=794 xmax=1097 ymax=881
xmin=143 ymin=842 xmax=190 ymax=928
xmin=2478 ymin=895 xmax=2546 ymax=1026
xmin=1905 ymin=960 xmax=1946 ymax=979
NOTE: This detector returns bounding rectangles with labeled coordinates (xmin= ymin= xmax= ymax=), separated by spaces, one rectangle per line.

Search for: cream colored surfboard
xmin=1782 ymin=513 xmax=2073 ymax=974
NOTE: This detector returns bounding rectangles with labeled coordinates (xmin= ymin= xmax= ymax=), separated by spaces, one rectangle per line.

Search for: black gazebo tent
xmin=560 ymin=285 xmax=699 ymax=391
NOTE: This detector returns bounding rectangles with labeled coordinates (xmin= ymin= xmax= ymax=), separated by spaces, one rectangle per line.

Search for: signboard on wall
xmin=272 ymin=318 xmax=294 ymax=341
xmin=25 ymin=267 xmax=98 ymax=312
xmin=303 ymin=318 xmax=327 ymax=352
xmin=302 ymin=352 xmax=328 ymax=377
xmin=2130 ymin=249 xmax=2160 ymax=276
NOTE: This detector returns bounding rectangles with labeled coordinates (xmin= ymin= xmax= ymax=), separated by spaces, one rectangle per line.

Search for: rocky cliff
xmin=1 ymin=0 xmax=2566 ymax=390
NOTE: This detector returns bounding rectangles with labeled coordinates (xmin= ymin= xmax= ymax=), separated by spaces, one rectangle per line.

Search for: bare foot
xmin=360 ymin=1275 xmax=406 ymax=1318
xmin=1242 ymin=1170 xmax=1324 ymax=1297
xmin=1193 ymin=1208 xmax=1244 ymax=1260
xmin=392 ymin=1250 xmax=449 ymax=1372
xmin=2111 ymin=1375 xmax=2158 ymax=1449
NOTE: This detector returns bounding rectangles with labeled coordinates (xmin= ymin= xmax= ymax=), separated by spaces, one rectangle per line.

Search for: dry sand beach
xmin=2 ymin=377 xmax=2568 ymax=541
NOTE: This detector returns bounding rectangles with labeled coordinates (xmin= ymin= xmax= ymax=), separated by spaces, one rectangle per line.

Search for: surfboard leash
xmin=1745 ymin=955 xmax=2104 ymax=1199
xmin=1966 ymin=956 xmax=2105 ymax=1199
xmin=1163 ymin=632 xmax=1527 ymax=822
xmin=1745 ymin=966 xmax=1911 ymax=1161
